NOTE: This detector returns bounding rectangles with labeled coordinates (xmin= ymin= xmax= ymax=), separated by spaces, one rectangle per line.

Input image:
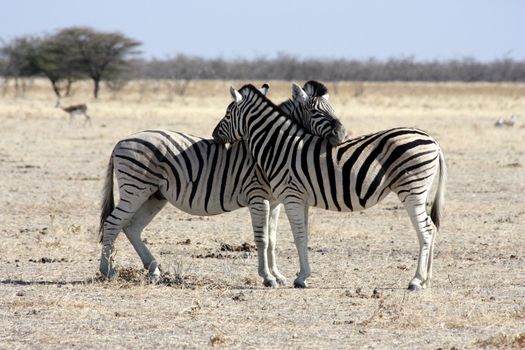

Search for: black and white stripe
xmin=213 ymin=84 xmax=447 ymax=290
xmin=98 ymin=81 xmax=347 ymax=287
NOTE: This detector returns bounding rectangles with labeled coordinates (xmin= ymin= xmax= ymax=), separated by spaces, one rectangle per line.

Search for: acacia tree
xmin=34 ymin=36 xmax=83 ymax=98
xmin=53 ymin=27 xmax=141 ymax=98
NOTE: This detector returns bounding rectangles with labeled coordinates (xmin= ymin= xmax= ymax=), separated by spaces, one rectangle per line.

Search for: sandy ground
xmin=0 ymin=80 xmax=524 ymax=349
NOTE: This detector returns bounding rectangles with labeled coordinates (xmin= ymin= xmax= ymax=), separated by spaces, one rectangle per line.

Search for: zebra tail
xmin=430 ymin=148 xmax=447 ymax=231
xmin=98 ymin=156 xmax=115 ymax=243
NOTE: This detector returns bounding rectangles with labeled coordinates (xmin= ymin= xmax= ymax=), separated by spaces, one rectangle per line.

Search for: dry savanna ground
xmin=0 ymin=79 xmax=524 ymax=349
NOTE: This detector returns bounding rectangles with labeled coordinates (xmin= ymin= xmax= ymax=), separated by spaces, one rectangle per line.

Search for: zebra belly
xmin=272 ymin=177 xmax=392 ymax=213
xmin=161 ymin=176 xmax=249 ymax=216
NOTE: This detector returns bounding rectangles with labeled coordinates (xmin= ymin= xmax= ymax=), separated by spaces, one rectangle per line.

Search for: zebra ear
xmin=230 ymin=86 xmax=243 ymax=103
xmin=292 ymin=83 xmax=308 ymax=103
xmin=259 ymin=83 xmax=270 ymax=96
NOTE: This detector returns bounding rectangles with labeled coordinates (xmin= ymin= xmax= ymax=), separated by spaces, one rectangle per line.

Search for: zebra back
xmin=213 ymin=84 xmax=444 ymax=212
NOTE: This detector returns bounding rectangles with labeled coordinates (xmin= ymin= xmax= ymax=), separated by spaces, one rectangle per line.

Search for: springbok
xmin=56 ymin=100 xmax=92 ymax=125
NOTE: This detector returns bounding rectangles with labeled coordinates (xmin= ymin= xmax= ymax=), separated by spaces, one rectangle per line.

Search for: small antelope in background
xmin=56 ymin=100 xmax=92 ymax=125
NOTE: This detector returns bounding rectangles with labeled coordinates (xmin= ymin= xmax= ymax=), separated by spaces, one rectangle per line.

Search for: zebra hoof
xmin=408 ymin=283 xmax=422 ymax=291
xmin=263 ymin=278 xmax=279 ymax=288
xmin=100 ymin=269 xmax=118 ymax=281
xmin=147 ymin=266 xmax=161 ymax=284
xmin=276 ymin=277 xmax=288 ymax=287
xmin=148 ymin=273 xmax=161 ymax=284
xmin=148 ymin=275 xmax=160 ymax=284
xmin=293 ymin=279 xmax=308 ymax=288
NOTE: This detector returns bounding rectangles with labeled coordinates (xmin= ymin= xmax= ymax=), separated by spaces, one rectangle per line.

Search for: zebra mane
xmin=303 ymin=80 xmax=328 ymax=97
xmin=238 ymin=84 xmax=311 ymax=141
xmin=239 ymin=84 xmax=287 ymax=115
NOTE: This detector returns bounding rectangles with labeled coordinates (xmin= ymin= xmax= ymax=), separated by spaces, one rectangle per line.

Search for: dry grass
xmin=0 ymin=79 xmax=524 ymax=349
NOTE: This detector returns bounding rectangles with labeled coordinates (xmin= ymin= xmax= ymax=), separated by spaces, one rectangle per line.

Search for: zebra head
xmin=212 ymin=87 xmax=245 ymax=144
xmin=290 ymin=81 xmax=347 ymax=145
xmin=212 ymin=83 xmax=270 ymax=144
xmin=213 ymin=81 xmax=347 ymax=145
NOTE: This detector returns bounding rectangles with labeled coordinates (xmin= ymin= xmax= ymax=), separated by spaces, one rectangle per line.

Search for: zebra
xmin=212 ymin=84 xmax=447 ymax=291
xmin=98 ymin=81 xmax=347 ymax=287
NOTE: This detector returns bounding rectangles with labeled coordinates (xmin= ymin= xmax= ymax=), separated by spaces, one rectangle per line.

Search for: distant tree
xmin=34 ymin=36 xmax=84 ymax=98
xmin=0 ymin=36 xmax=40 ymax=95
xmin=53 ymin=27 xmax=141 ymax=98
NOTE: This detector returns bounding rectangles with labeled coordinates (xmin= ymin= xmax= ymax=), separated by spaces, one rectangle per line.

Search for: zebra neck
xmin=245 ymin=95 xmax=304 ymax=171
xmin=278 ymin=99 xmax=303 ymax=125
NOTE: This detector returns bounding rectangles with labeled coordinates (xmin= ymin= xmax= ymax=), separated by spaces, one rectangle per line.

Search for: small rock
xmin=177 ymin=239 xmax=191 ymax=245
xmin=232 ymin=292 xmax=246 ymax=302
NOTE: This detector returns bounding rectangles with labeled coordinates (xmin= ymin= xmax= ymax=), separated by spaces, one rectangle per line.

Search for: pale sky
xmin=0 ymin=0 xmax=523 ymax=61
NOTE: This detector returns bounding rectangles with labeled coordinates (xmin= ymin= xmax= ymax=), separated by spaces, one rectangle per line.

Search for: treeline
xmin=128 ymin=54 xmax=525 ymax=82
xmin=2 ymin=27 xmax=524 ymax=99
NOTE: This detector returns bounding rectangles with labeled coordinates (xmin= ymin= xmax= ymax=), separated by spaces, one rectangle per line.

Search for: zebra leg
xmin=423 ymin=222 xmax=438 ymax=288
xmin=284 ymin=202 xmax=311 ymax=288
xmin=123 ymin=195 xmax=167 ymax=283
xmin=100 ymin=212 xmax=127 ymax=279
xmin=99 ymin=192 xmax=152 ymax=279
xmin=248 ymin=200 xmax=277 ymax=287
xmin=267 ymin=202 xmax=287 ymax=286
xmin=402 ymin=195 xmax=435 ymax=291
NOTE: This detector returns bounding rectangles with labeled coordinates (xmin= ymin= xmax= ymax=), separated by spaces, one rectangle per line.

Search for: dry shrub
xmin=116 ymin=267 xmax=145 ymax=283
xmin=208 ymin=334 xmax=226 ymax=347
xmin=475 ymin=332 xmax=525 ymax=349
xmin=208 ymin=326 xmax=229 ymax=348
xmin=220 ymin=242 xmax=256 ymax=252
